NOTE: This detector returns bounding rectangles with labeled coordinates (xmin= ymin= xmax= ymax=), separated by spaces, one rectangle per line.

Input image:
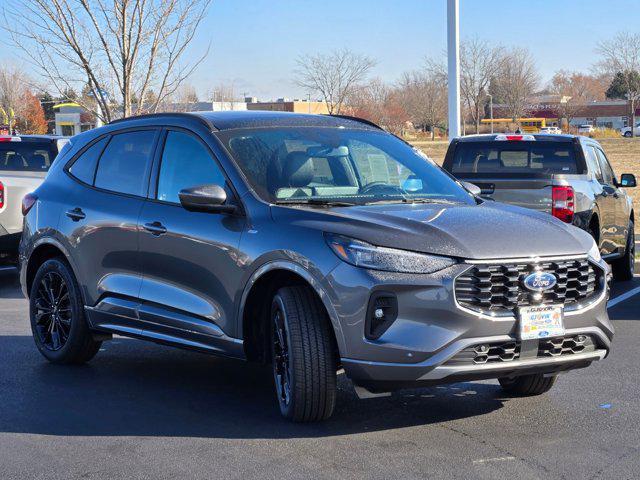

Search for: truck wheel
xmin=270 ymin=285 xmax=337 ymax=422
xmin=30 ymin=258 xmax=101 ymax=364
xmin=613 ymin=220 xmax=635 ymax=281
xmin=499 ymin=374 xmax=556 ymax=395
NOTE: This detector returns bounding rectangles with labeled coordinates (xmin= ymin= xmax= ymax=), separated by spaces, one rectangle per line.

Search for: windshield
xmin=216 ymin=127 xmax=473 ymax=205
xmin=0 ymin=142 xmax=57 ymax=172
xmin=449 ymin=141 xmax=583 ymax=176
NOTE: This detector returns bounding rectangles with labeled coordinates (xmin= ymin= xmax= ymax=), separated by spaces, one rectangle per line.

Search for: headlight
xmin=588 ymin=239 xmax=601 ymax=262
xmin=325 ymin=233 xmax=456 ymax=274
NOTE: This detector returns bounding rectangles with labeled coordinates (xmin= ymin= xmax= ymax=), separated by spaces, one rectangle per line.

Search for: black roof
xmin=1 ymin=134 xmax=66 ymax=143
xmin=110 ymin=110 xmax=381 ymax=131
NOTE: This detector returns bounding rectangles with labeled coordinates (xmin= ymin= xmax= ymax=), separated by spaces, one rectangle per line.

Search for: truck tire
xmin=498 ymin=374 xmax=556 ymax=395
xmin=613 ymin=220 xmax=635 ymax=281
xmin=270 ymin=285 xmax=337 ymax=422
xmin=29 ymin=258 xmax=101 ymax=364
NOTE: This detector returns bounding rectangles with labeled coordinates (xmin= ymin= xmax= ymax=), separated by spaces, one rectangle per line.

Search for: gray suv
xmin=20 ymin=112 xmax=613 ymax=422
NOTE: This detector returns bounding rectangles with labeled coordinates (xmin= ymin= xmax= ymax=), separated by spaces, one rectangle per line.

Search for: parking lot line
xmin=608 ymin=286 xmax=640 ymax=309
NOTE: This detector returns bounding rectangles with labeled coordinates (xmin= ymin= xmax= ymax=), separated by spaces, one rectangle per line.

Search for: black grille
xmin=445 ymin=335 xmax=596 ymax=366
xmin=455 ymin=258 xmax=601 ymax=316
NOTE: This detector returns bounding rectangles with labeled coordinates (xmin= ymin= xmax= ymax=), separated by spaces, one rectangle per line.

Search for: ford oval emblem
xmin=523 ymin=272 xmax=557 ymax=292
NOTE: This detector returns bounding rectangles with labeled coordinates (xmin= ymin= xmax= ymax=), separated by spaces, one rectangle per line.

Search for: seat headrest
xmin=282 ymin=151 xmax=314 ymax=188
xmin=30 ymin=154 xmax=47 ymax=170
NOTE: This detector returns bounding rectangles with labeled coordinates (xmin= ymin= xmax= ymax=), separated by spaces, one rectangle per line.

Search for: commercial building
xmin=247 ymin=98 xmax=330 ymax=114
xmin=53 ymin=102 xmax=96 ymax=136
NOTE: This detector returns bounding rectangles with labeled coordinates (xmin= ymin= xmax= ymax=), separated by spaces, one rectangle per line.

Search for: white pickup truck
xmin=0 ymin=135 xmax=68 ymax=264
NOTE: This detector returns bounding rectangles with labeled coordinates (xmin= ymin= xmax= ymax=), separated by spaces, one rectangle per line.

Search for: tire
xmin=270 ymin=285 xmax=337 ymax=422
xmin=624 ymin=131 xmax=632 ymax=138
xmin=499 ymin=374 xmax=556 ymax=396
xmin=29 ymin=258 xmax=101 ymax=364
xmin=612 ymin=220 xmax=635 ymax=281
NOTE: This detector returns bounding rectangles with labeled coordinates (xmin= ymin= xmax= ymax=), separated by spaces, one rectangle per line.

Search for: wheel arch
xmin=238 ymin=261 xmax=346 ymax=362
xmin=24 ymin=238 xmax=78 ymax=299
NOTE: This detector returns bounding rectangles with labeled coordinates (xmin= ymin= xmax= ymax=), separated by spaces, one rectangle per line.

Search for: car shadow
xmin=0 ymin=335 xmax=509 ymax=439
xmin=0 ymin=269 xmax=23 ymax=300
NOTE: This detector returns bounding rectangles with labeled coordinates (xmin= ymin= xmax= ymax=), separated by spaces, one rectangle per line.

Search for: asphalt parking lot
xmin=1 ymin=267 xmax=639 ymax=480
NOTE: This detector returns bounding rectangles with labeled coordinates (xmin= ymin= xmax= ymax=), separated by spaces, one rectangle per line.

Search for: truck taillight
xmin=0 ymin=181 xmax=3 ymax=209
xmin=552 ymin=186 xmax=574 ymax=223
xmin=22 ymin=193 xmax=37 ymax=216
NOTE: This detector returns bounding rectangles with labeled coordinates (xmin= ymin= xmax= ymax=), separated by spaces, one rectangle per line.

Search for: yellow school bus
xmin=481 ymin=118 xmax=546 ymax=133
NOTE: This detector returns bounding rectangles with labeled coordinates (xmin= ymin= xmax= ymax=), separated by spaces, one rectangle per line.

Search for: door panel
xmin=594 ymin=147 xmax=626 ymax=251
xmin=137 ymin=129 xmax=246 ymax=353
xmin=585 ymin=146 xmax=617 ymax=254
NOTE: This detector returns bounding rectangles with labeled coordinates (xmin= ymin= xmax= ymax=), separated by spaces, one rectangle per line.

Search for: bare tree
xmin=490 ymin=47 xmax=539 ymax=123
xmin=549 ymin=70 xmax=608 ymax=129
xmin=0 ymin=66 xmax=29 ymax=130
xmin=596 ymin=32 xmax=640 ymax=136
xmin=397 ymin=70 xmax=447 ymax=140
xmin=348 ymin=78 xmax=408 ymax=134
xmin=2 ymin=0 xmax=211 ymax=123
xmin=295 ymin=49 xmax=376 ymax=115
xmin=459 ymin=38 xmax=505 ymax=133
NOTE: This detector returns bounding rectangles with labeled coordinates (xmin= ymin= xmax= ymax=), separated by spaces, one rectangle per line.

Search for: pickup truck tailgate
xmin=467 ymin=178 xmax=553 ymax=213
xmin=0 ymin=171 xmax=46 ymax=234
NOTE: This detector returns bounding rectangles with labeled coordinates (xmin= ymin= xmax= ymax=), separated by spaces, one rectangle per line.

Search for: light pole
xmin=487 ymin=93 xmax=493 ymax=133
xmin=447 ymin=0 xmax=461 ymax=140
xmin=307 ymin=93 xmax=311 ymax=114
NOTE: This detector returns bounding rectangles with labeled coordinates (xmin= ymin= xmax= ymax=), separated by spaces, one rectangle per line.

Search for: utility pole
xmin=447 ymin=0 xmax=461 ymax=141
xmin=307 ymin=93 xmax=311 ymax=113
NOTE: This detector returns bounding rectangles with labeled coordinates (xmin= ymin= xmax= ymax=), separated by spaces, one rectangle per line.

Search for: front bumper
xmin=323 ymin=258 xmax=612 ymax=391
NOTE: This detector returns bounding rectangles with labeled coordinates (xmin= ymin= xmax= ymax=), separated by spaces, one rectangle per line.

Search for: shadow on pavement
xmin=0 ymin=335 xmax=507 ymax=439
xmin=0 ymin=269 xmax=23 ymax=300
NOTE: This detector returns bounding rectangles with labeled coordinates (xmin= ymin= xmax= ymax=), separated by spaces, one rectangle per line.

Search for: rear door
xmin=137 ymin=128 xmax=246 ymax=355
xmin=593 ymin=146 xmax=627 ymax=251
xmin=60 ymin=129 xmax=159 ymax=331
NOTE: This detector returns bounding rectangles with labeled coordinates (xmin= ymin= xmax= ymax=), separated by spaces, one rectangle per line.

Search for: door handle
xmin=143 ymin=221 xmax=167 ymax=236
xmin=65 ymin=208 xmax=86 ymax=221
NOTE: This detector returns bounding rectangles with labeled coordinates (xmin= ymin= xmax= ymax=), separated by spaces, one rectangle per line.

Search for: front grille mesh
xmin=455 ymin=258 xmax=600 ymax=316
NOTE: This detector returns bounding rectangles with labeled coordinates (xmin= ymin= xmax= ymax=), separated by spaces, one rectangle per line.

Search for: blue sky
xmin=3 ymin=0 xmax=638 ymax=99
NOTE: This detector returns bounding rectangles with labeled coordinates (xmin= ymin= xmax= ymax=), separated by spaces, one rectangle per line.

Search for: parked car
xmin=577 ymin=124 xmax=595 ymax=134
xmin=20 ymin=112 xmax=613 ymax=422
xmin=539 ymin=126 xmax=561 ymax=134
xmin=442 ymin=133 xmax=636 ymax=280
xmin=0 ymin=135 xmax=68 ymax=264
xmin=620 ymin=122 xmax=640 ymax=137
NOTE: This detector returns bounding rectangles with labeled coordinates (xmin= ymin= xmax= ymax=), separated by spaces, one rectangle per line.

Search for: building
xmin=247 ymin=99 xmax=330 ymax=114
xmin=53 ymin=102 xmax=96 ymax=136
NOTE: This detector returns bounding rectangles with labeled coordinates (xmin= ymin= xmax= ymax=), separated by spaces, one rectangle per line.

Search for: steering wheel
xmin=360 ymin=182 xmax=406 ymax=196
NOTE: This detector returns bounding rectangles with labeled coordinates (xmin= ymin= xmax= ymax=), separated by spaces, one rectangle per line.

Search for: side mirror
xmin=461 ymin=181 xmax=482 ymax=196
xmin=618 ymin=173 xmax=637 ymax=188
xmin=178 ymin=184 xmax=237 ymax=213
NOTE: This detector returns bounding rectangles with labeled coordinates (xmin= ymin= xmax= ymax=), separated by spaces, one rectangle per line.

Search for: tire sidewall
xmin=270 ymin=293 xmax=296 ymax=419
xmin=30 ymin=258 xmax=86 ymax=363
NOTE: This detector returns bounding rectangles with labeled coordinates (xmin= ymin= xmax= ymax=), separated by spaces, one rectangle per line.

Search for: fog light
xmin=365 ymin=292 xmax=398 ymax=340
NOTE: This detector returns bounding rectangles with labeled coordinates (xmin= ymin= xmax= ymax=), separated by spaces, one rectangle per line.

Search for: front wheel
xmin=624 ymin=131 xmax=632 ymax=138
xmin=270 ymin=286 xmax=337 ymax=422
xmin=612 ymin=220 xmax=635 ymax=281
xmin=499 ymin=374 xmax=556 ymax=395
xmin=30 ymin=258 xmax=101 ymax=364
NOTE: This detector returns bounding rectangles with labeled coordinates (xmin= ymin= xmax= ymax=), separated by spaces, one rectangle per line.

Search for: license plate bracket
xmin=518 ymin=304 xmax=564 ymax=340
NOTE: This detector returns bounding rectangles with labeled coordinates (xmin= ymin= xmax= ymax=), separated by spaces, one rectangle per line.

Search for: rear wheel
xmin=499 ymin=374 xmax=556 ymax=395
xmin=270 ymin=286 xmax=337 ymax=422
xmin=624 ymin=131 xmax=632 ymax=138
xmin=30 ymin=258 xmax=101 ymax=364
xmin=612 ymin=220 xmax=635 ymax=281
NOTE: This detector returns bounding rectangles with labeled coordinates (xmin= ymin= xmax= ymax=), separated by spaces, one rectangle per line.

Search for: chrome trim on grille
xmin=464 ymin=254 xmax=588 ymax=264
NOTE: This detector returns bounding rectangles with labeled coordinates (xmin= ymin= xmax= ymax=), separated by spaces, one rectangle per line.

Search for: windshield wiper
xmin=275 ymin=198 xmax=358 ymax=207
xmin=364 ymin=197 xmax=460 ymax=206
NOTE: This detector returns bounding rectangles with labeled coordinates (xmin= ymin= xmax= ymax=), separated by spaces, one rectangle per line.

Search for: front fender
xmin=237 ymin=258 xmax=347 ymax=355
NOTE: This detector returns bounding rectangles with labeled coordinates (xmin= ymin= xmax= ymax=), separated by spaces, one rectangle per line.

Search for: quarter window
xmin=157 ymin=131 xmax=226 ymax=204
xmin=94 ymin=130 xmax=156 ymax=197
xmin=69 ymin=137 xmax=108 ymax=185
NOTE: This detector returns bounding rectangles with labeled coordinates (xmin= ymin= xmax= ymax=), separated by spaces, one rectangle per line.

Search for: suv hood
xmin=271 ymin=201 xmax=594 ymax=260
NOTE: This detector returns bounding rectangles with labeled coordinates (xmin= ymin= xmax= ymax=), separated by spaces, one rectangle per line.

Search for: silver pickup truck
xmin=0 ymin=135 xmax=68 ymax=264
xmin=443 ymin=133 xmax=637 ymax=280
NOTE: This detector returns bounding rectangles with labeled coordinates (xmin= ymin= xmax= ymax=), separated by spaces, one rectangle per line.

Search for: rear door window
xmin=69 ymin=137 xmax=109 ymax=185
xmin=94 ymin=130 xmax=157 ymax=197
xmin=449 ymin=141 xmax=581 ymax=176
xmin=0 ymin=142 xmax=56 ymax=172
xmin=594 ymin=148 xmax=616 ymax=185
xmin=585 ymin=146 xmax=603 ymax=181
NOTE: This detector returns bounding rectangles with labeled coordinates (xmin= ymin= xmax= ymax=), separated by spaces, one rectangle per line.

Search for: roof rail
xmin=327 ymin=114 xmax=383 ymax=130
xmin=108 ymin=112 xmax=216 ymax=130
